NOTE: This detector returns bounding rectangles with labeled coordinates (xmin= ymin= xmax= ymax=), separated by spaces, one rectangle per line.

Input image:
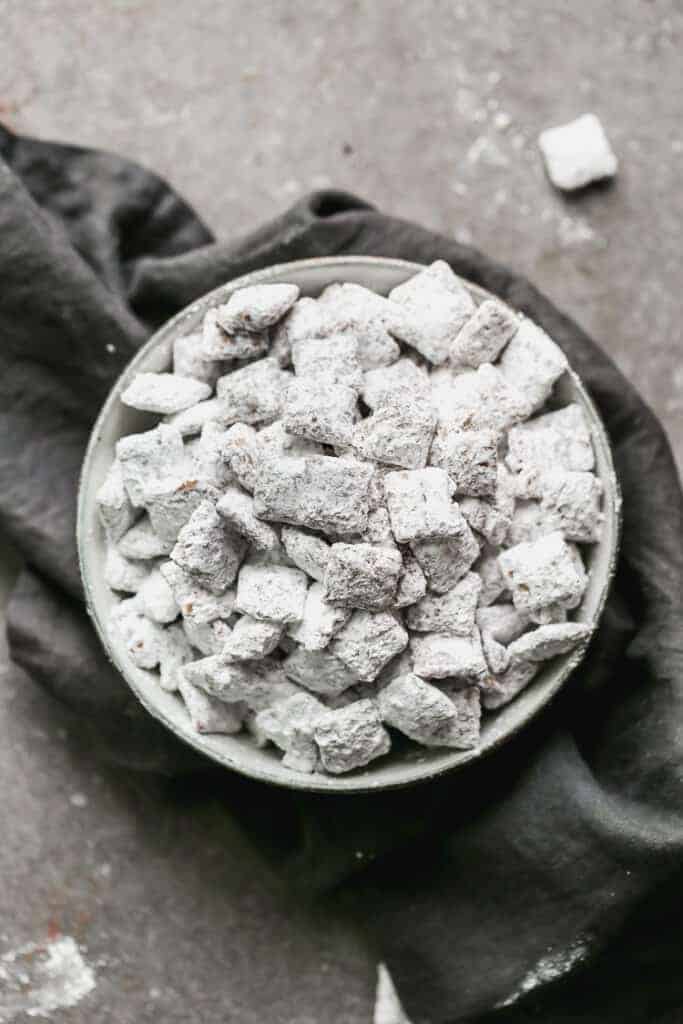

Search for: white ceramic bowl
xmin=78 ymin=257 xmax=621 ymax=793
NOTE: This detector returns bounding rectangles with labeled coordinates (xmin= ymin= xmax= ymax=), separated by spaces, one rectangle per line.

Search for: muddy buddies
xmin=99 ymin=264 xmax=601 ymax=775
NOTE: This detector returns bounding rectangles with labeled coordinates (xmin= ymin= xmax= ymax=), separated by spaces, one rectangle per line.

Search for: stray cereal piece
xmin=538 ymin=113 xmax=618 ymax=192
xmin=430 ymin=422 xmax=498 ymax=497
xmin=216 ymin=283 xmax=300 ymax=333
xmin=506 ymin=403 xmax=594 ymax=497
xmin=472 ymin=544 xmax=507 ymax=606
xmin=280 ymin=526 xmax=331 ymax=581
xmin=270 ymin=297 xmax=331 ymax=367
xmin=216 ymin=487 xmax=280 ymax=552
xmin=317 ymin=282 xmax=401 ymax=369
xmin=121 ymin=372 xmax=211 ymax=415
xmin=182 ymin=616 xmax=232 ymax=656
xmin=222 ymin=614 xmax=283 ymax=661
xmin=254 ymin=453 xmax=373 ymax=536
xmin=283 ymin=379 xmax=358 ymax=446
xmin=253 ymin=691 xmax=325 ymax=773
xmin=191 ymin=422 xmax=235 ymax=489
xmin=352 ymin=390 xmax=436 ymax=469
xmin=539 ymin=470 xmax=604 ymax=542
xmin=284 ymin=646 xmax=358 ymax=696
xmin=383 ymin=468 xmax=459 ymax=543
xmin=178 ymin=677 xmax=244 ymax=735
xmin=145 ymin=476 xmax=219 ymax=544
xmin=164 ymin=398 xmax=227 ymax=438
xmin=96 ymin=459 xmax=138 ymax=541
xmin=410 ymin=630 xmax=489 ymax=683
xmin=184 ymin=655 xmax=298 ymax=711
xmin=173 ymin=331 xmax=225 ymax=385
xmin=104 ymin=545 xmax=151 ymax=593
xmin=159 ymin=561 xmax=235 ymax=624
xmin=506 ymin=621 xmax=590 ymax=663
xmin=288 ymin=582 xmax=351 ymax=651
xmin=410 ymin=519 xmax=480 ymax=594
xmin=171 ymin=500 xmax=248 ymax=594
xmin=216 ymin=357 xmax=292 ymax=425
xmin=498 ymin=320 xmax=568 ymax=415
xmin=432 ymin=363 xmax=528 ymax=432
xmin=137 ymin=567 xmax=179 ymax=624
xmin=234 ymin=562 xmax=308 ymax=623
xmin=459 ymin=466 xmax=516 ymax=546
xmin=450 ymin=299 xmax=519 ymax=368
xmin=324 ymin=543 xmax=403 ymax=611
xmin=117 ymin=424 xmax=187 ymax=507
xmin=331 ymin=610 xmax=409 ymax=682
xmin=405 ymin=571 xmax=482 ymax=635
xmin=118 ymin=516 xmax=174 ymax=559
xmin=394 ymin=550 xmax=427 ymax=608
xmin=379 ymin=672 xmax=480 ymax=749
xmin=199 ymin=308 xmax=268 ymax=361
xmin=361 ymin=358 xmax=430 ymax=410
xmin=481 ymin=661 xmax=539 ymax=710
xmin=498 ymin=531 xmax=587 ymax=619
xmin=291 ymin=333 xmax=364 ymax=391
xmin=159 ymin=622 xmax=195 ymax=692
xmin=314 ymin=699 xmax=391 ymax=773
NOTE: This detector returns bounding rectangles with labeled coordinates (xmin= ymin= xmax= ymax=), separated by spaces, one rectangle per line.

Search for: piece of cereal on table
xmin=538 ymin=113 xmax=618 ymax=192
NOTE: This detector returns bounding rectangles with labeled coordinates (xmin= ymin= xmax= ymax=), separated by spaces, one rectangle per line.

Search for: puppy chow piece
xmin=121 ymin=372 xmax=211 ymax=415
xmin=481 ymin=632 xmax=510 ymax=674
xmin=498 ymin=531 xmax=587 ymax=619
xmin=361 ymin=358 xmax=430 ymax=410
xmin=173 ymin=331 xmax=225 ymax=385
xmin=284 ymin=646 xmax=358 ymax=696
xmin=159 ymin=622 xmax=195 ymax=692
xmin=253 ymin=691 xmax=325 ymax=773
xmin=361 ymin=507 xmax=396 ymax=548
xmin=222 ymin=614 xmax=283 ymax=661
xmin=506 ymin=403 xmax=594 ymax=497
xmin=506 ymin=621 xmax=590 ymax=663
xmin=270 ymin=297 xmax=332 ymax=366
xmin=459 ymin=466 xmax=515 ymax=546
xmin=430 ymin=422 xmax=498 ymax=497
xmin=104 ymin=545 xmax=151 ymax=593
xmin=323 ymin=542 xmax=402 ymax=611
xmin=291 ymin=333 xmax=363 ymax=391
xmin=476 ymin=603 xmax=530 ymax=645
xmin=280 ymin=526 xmax=331 ymax=581
xmin=185 ymin=655 xmax=298 ymax=711
xmin=220 ymin=422 xmax=260 ymax=492
xmin=118 ymin=516 xmax=174 ymax=559
xmin=110 ymin=599 xmax=166 ymax=669
xmin=159 ymin=561 xmax=235 ymax=624
xmin=137 ymin=567 xmax=179 ymax=624
xmin=164 ymin=397 xmax=227 ymax=438
xmin=538 ymin=113 xmax=618 ymax=191
xmin=199 ymin=308 xmax=268 ymax=361
xmin=394 ymin=550 xmax=427 ymax=608
xmin=539 ymin=470 xmax=604 ymax=542
xmin=375 ymin=648 xmax=414 ymax=687
xmin=318 ymin=282 xmax=401 ymax=369
xmin=353 ymin=390 xmax=436 ymax=469
xmin=116 ymin=424 xmax=187 ymax=507
xmin=390 ymin=260 xmax=466 ymax=304
xmin=471 ymin=544 xmax=507 ymax=605
xmin=259 ymin=419 xmax=325 ymax=458
xmin=216 ymin=487 xmax=280 ymax=552
xmin=171 ymin=500 xmax=247 ymax=594
xmin=379 ymin=673 xmax=480 ymax=749
xmin=481 ymin=660 xmax=539 ymax=710
xmin=189 ymin=422 xmax=234 ymax=489
xmin=432 ymin=363 xmax=527 ymax=433
xmin=506 ymin=500 xmax=557 ymax=546
xmin=145 ymin=476 xmax=219 ymax=544
xmin=389 ymin=261 xmax=476 ymax=365
xmin=498 ymin=319 xmax=568 ymax=415
xmin=178 ymin=678 xmax=244 ymax=735
xmin=283 ymin=379 xmax=358 ymax=446
xmin=235 ymin=563 xmax=308 ymax=623
xmin=288 ymin=583 xmax=351 ymax=651
xmin=254 ymin=453 xmax=373 ymax=536
xmin=216 ymin=282 xmax=299 ymax=333
xmin=216 ymin=358 xmax=292 ymax=425
xmin=314 ymin=699 xmax=391 ymax=774
xmin=450 ymin=299 xmax=519 ymax=368
xmin=331 ymin=610 xmax=408 ymax=682
xmin=384 ymin=468 xmax=461 ymax=544
xmin=410 ymin=520 xmax=480 ymax=594
xmin=406 ymin=571 xmax=481 ymax=635
xmin=96 ymin=459 xmax=138 ymax=541
xmin=411 ymin=630 xmax=488 ymax=683
xmin=182 ymin=616 xmax=232 ymax=657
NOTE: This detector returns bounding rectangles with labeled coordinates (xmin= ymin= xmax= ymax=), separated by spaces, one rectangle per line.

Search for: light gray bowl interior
xmin=78 ymin=257 xmax=621 ymax=793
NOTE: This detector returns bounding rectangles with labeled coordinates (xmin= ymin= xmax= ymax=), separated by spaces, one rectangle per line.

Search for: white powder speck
xmin=69 ymin=793 xmax=88 ymax=808
xmin=105 ymin=344 xmax=116 ymax=354
xmin=557 ymin=215 xmax=599 ymax=248
xmin=148 ymin=987 xmax=161 ymax=999
xmin=496 ymin=937 xmax=589 ymax=1008
xmin=0 ymin=936 xmax=96 ymax=1020
xmin=374 ymin=964 xmax=412 ymax=1024
xmin=98 ymin=863 xmax=112 ymax=879
xmin=494 ymin=111 xmax=512 ymax=131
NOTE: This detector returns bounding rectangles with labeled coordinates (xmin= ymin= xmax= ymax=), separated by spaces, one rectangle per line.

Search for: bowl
xmin=78 ymin=257 xmax=621 ymax=793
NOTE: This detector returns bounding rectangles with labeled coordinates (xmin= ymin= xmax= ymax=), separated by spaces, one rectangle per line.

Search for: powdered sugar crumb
xmin=0 ymin=936 xmax=96 ymax=1020
xmin=496 ymin=937 xmax=589 ymax=1008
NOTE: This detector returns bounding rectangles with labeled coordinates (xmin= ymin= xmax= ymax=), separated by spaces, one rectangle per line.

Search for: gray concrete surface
xmin=0 ymin=1 xmax=681 ymax=1020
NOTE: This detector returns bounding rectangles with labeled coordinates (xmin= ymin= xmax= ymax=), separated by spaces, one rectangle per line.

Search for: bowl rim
xmin=78 ymin=255 xmax=622 ymax=793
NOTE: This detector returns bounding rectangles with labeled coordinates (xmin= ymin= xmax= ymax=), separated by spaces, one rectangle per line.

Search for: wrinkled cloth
xmin=1 ymin=123 xmax=682 ymax=1023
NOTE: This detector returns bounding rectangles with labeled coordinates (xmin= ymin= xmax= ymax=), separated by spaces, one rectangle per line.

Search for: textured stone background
xmin=0 ymin=1 xmax=680 ymax=1020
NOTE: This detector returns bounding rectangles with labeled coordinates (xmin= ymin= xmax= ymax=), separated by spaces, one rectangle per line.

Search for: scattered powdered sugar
xmin=496 ymin=936 xmax=589 ymax=1008
xmin=0 ymin=936 xmax=96 ymax=1020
